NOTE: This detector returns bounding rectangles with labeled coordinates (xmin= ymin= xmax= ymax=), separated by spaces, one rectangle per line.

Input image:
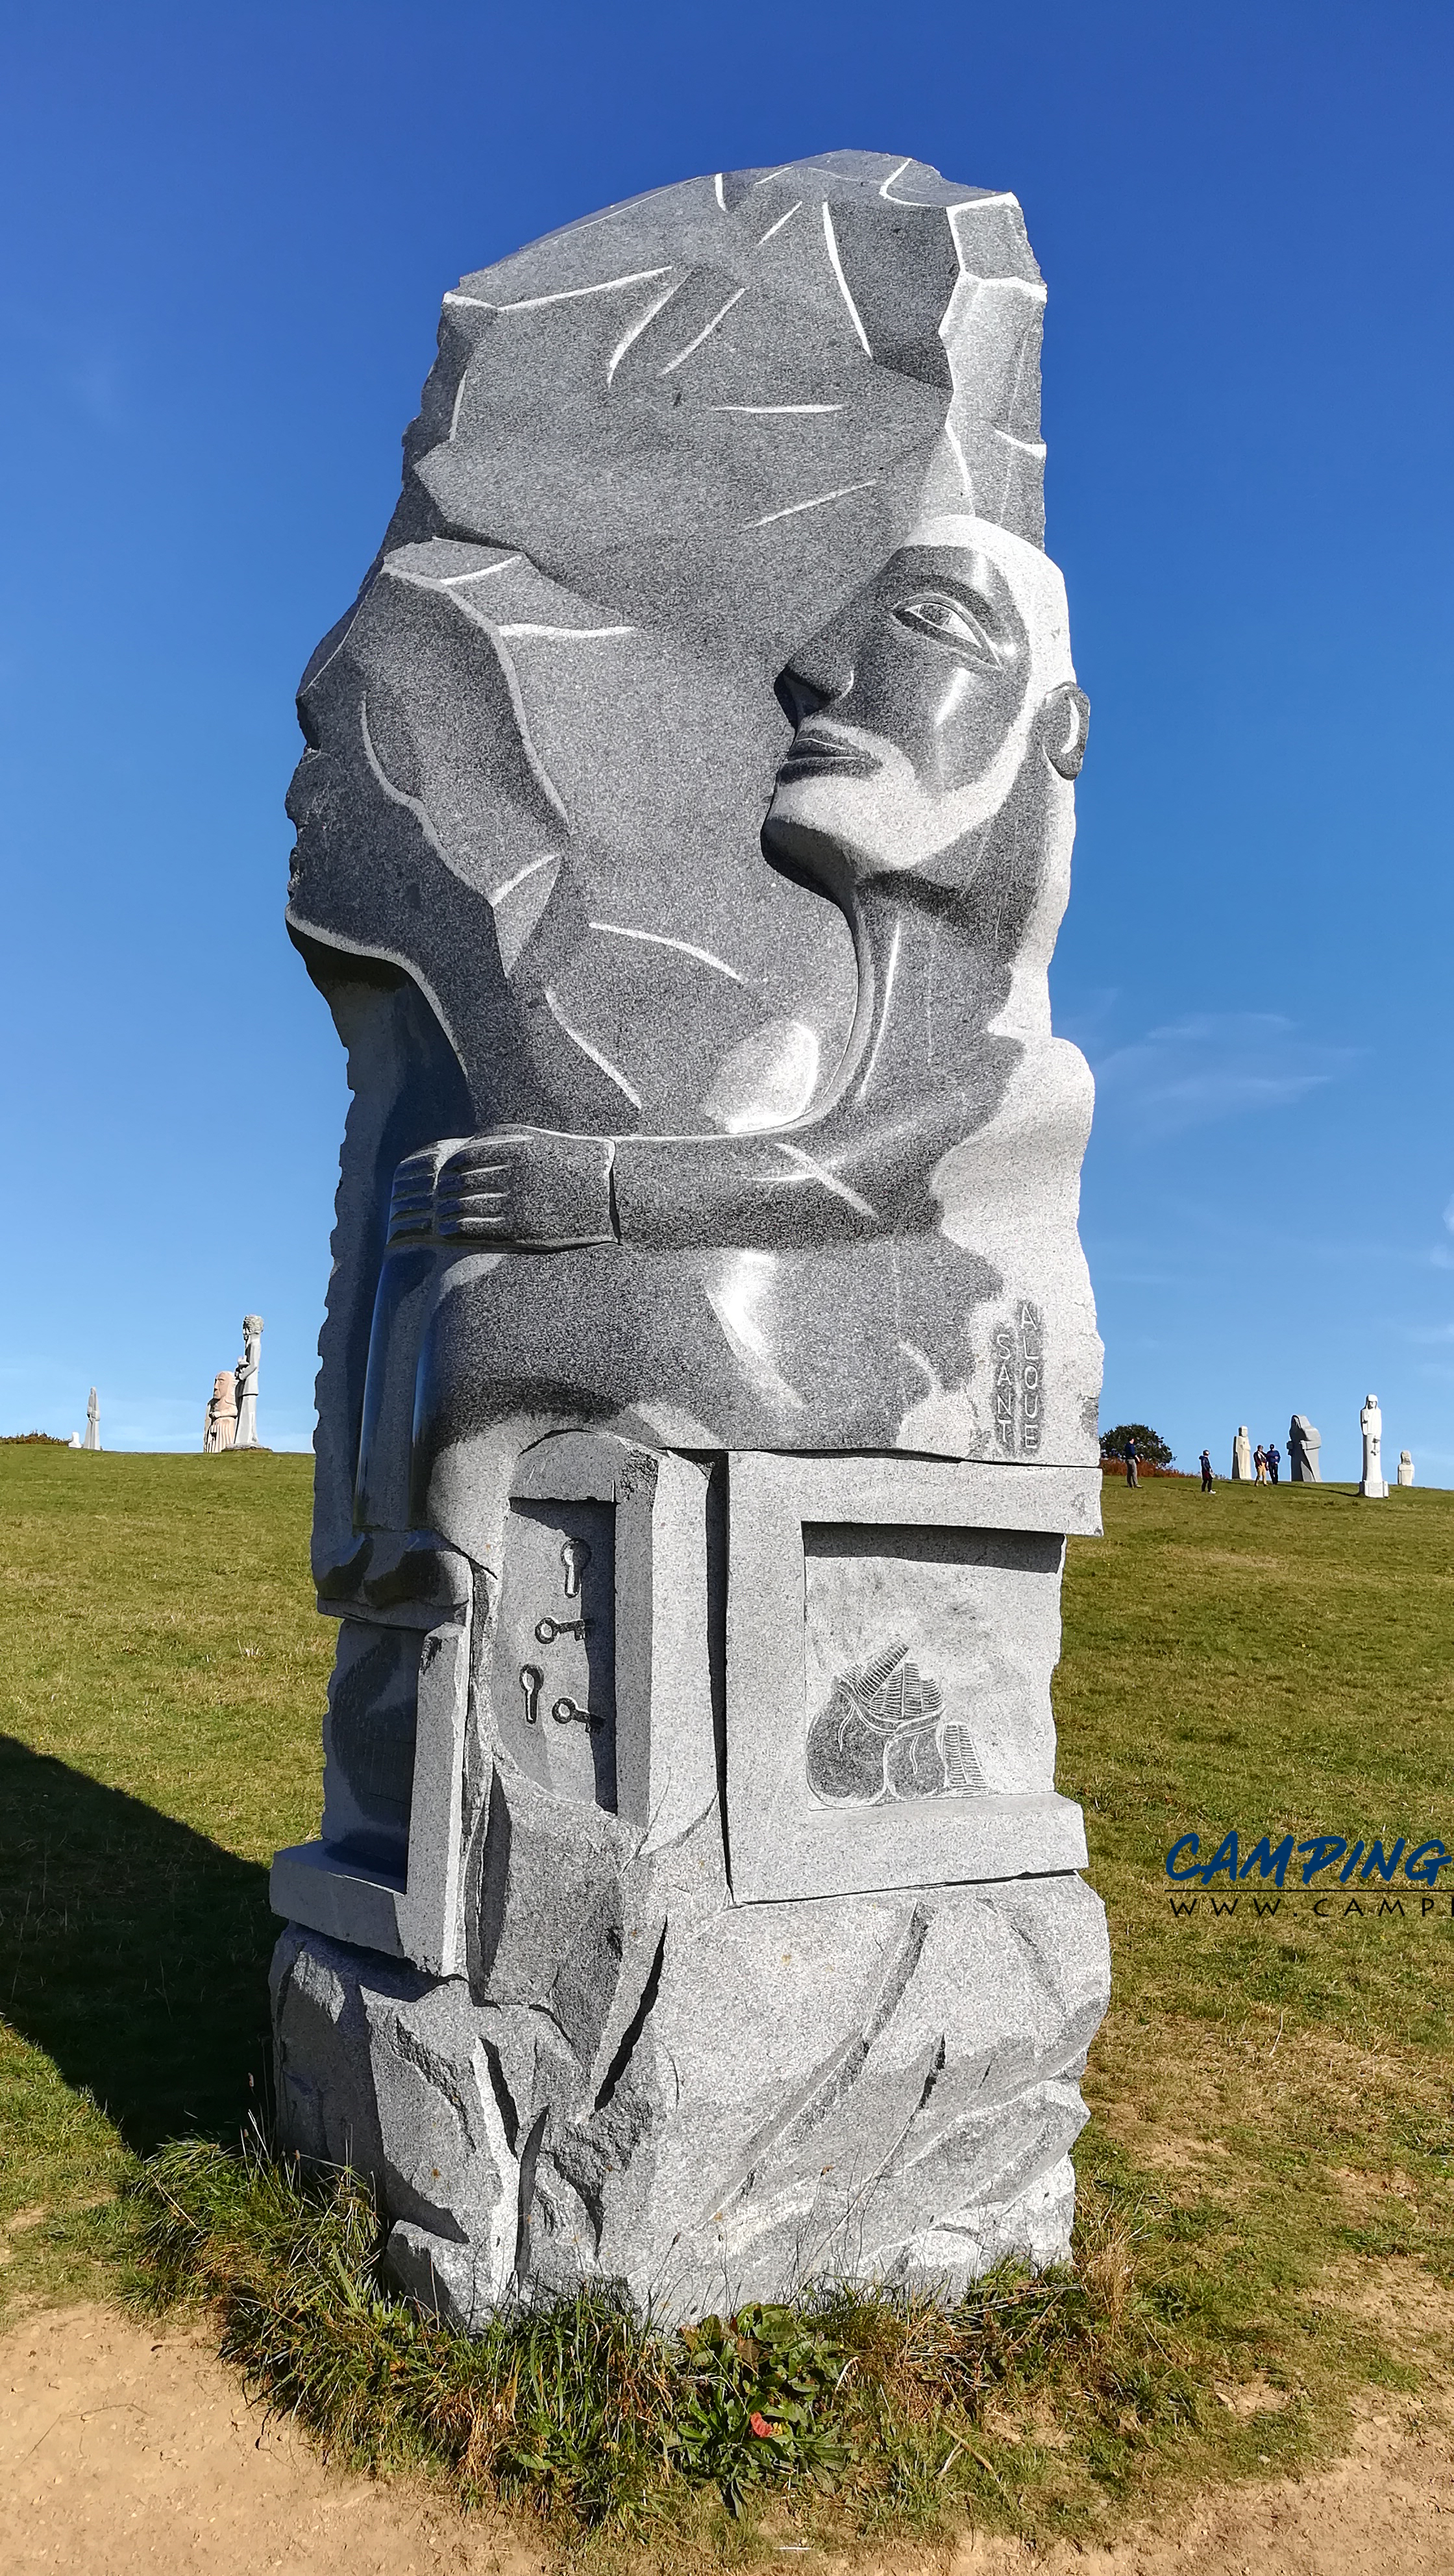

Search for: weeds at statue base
xmin=125 ymin=2129 xmax=1196 ymax=2542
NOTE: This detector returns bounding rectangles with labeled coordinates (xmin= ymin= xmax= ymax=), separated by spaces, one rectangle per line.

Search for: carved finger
xmin=438 ymin=1209 xmax=510 ymax=1238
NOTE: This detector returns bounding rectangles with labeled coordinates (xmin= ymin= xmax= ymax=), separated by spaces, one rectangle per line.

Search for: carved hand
xmin=434 ymin=1129 xmax=616 ymax=1250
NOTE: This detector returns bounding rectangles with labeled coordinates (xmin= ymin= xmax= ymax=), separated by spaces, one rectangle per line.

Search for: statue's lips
xmin=776 ymin=727 xmax=881 ymax=784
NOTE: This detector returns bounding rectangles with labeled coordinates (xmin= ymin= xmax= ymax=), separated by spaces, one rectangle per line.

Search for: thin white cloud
xmin=1092 ymin=1012 xmax=1356 ymax=1144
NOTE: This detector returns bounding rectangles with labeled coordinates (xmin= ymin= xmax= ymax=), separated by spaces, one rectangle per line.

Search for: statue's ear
xmin=1039 ymin=682 xmax=1090 ymax=781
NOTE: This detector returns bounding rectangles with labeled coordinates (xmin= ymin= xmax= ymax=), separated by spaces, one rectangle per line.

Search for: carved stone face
xmin=765 ymin=514 xmax=1081 ymax=895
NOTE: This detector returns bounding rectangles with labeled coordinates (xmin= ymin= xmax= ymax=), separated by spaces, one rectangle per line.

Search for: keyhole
xmin=560 ymin=1537 xmax=590 ymax=1598
xmin=519 ymin=1663 xmax=543 ymax=1725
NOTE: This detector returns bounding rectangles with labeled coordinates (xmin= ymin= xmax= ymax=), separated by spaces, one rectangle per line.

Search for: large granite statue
xmin=1288 ymin=1414 xmax=1321 ymax=1483
xmin=270 ymin=151 xmax=1109 ymax=2327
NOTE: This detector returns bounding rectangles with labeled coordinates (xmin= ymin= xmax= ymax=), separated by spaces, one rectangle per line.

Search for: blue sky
xmin=1 ymin=2 xmax=1449 ymax=1479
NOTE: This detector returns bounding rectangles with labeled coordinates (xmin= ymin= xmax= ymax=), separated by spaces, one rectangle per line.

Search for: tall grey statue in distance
xmin=270 ymin=151 xmax=1109 ymax=2329
xmin=1288 ymin=1415 xmax=1321 ymax=1483
xmin=1231 ymin=1425 xmax=1253 ymax=1481
xmin=82 ymin=1387 xmax=101 ymax=1452
xmin=1359 ymin=1393 xmax=1386 ymax=1500
xmin=233 ymin=1317 xmax=264 ymax=1450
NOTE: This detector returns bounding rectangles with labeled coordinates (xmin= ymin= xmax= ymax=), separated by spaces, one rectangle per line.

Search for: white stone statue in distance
xmin=233 ymin=1315 xmax=264 ymax=1450
xmin=1359 ymin=1393 xmax=1387 ymax=1499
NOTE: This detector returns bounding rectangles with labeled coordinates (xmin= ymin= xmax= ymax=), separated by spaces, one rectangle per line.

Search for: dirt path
xmin=5 ymin=2303 xmax=1454 ymax=2575
xmin=0 ymin=2304 xmax=541 ymax=2576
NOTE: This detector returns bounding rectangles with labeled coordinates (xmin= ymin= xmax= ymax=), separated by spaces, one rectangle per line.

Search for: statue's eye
xmin=891 ymin=592 xmax=997 ymax=660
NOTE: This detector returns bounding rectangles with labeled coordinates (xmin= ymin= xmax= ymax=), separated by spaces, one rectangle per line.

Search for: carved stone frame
xmin=270 ymin=1579 xmax=473 ymax=1974
xmin=500 ymin=1431 xmax=716 ymax=1846
xmin=271 ymin=1433 xmax=722 ymax=1972
xmin=724 ymin=1454 xmax=1102 ymax=1904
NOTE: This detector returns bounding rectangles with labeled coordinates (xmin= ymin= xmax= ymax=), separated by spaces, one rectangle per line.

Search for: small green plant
xmin=672 ymin=2303 xmax=853 ymax=2507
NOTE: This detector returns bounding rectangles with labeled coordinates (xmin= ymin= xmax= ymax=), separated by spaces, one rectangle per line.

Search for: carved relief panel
xmin=491 ymin=1497 xmax=619 ymax=1813
xmin=726 ymin=1452 xmax=1100 ymax=1903
xmin=802 ymin=1524 xmax=1061 ymax=1810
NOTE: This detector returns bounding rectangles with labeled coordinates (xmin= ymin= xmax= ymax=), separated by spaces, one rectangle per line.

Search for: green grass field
xmin=3 ymin=1444 xmax=1454 ymax=2552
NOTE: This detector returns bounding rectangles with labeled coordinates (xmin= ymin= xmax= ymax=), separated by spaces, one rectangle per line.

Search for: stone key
xmin=551 ymin=1694 xmax=603 ymax=1729
xmin=535 ymin=1614 xmax=589 ymax=1643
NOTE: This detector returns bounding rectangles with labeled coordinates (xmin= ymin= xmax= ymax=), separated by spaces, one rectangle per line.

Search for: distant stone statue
xmin=1398 ymin=1449 xmax=1414 ymax=1487
xmin=1232 ymin=1425 xmax=1253 ymax=1480
xmin=68 ymin=1431 xmax=81 ymax=1449
xmin=232 ymin=1316 xmax=264 ymax=1449
xmin=82 ymin=1387 xmax=101 ymax=1452
xmin=1359 ymin=1393 xmax=1387 ymax=1500
xmin=203 ymin=1370 xmax=238 ymax=1453
xmin=1288 ymin=1415 xmax=1322 ymax=1482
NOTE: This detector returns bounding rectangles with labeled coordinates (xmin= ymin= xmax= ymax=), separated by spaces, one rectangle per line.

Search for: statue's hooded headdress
xmin=382 ymin=147 xmax=1047 ymax=669
xmin=288 ymin=153 xmax=1052 ymax=1133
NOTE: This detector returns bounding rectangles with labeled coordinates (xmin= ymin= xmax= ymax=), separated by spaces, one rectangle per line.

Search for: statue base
xmin=270 ymin=1438 xmax=1109 ymax=2322
xmin=272 ymin=1868 xmax=1108 ymax=2325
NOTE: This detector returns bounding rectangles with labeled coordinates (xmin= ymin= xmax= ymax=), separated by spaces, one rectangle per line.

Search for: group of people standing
xmin=1198 ymin=1435 xmax=1281 ymax=1491
xmin=1118 ymin=1434 xmax=1292 ymax=1492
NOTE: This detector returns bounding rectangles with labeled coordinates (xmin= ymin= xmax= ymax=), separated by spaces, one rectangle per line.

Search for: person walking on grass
xmin=1200 ymin=1447 xmax=1214 ymax=1492
xmin=1267 ymin=1442 xmax=1281 ymax=1485
xmin=1124 ymin=1434 xmax=1139 ymax=1490
xmin=1254 ymin=1443 xmax=1269 ymax=1485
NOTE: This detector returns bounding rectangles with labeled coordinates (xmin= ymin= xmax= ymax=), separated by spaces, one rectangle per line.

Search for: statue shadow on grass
xmin=1 ymin=1734 xmax=279 ymax=2157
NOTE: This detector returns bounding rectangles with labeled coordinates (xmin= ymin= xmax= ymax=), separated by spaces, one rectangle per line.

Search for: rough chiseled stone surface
xmin=271 ymin=150 xmax=1109 ymax=2325
xmin=274 ymin=1866 xmax=1107 ymax=2323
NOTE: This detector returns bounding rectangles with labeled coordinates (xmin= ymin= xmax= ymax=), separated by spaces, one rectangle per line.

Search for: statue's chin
xmin=762 ymin=787 xmax=865 ymax=904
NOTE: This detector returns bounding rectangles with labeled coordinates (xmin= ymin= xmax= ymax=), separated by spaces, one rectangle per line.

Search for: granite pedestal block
xmin=274 ymin=1865 xmax=1107 ymax=2325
